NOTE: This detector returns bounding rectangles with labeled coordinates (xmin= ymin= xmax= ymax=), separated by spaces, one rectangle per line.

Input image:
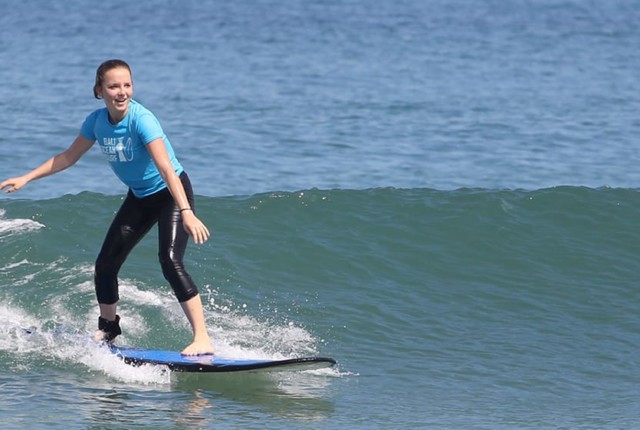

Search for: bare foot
xmin=93 ymin=330 xmax=107 ymax=342
xmin=93 ymin=330 xmax=113 ymax=343
xmin=181 ymin=339 xmax=215 ymax=356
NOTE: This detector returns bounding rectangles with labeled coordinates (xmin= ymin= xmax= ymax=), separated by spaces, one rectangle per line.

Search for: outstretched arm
xmin=146 ymin=138 xmax=210 ymax=245
xmin=0 ymin=134 xmax=94 ymax=193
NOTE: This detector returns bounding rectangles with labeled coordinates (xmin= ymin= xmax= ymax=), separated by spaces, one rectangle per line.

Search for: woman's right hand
xmin=0 ymin=176 xmax=29 ymax=193
xmin=181 ymin=211 xmax=211 ymax=245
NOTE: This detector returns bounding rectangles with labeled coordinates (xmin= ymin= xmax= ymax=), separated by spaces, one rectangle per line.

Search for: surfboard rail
xmin=110 ymin=345 xmax=337 ymax=373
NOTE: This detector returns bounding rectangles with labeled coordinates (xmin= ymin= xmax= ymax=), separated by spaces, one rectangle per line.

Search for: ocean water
xmin=1 ymin=0 xmax=639 ymax=429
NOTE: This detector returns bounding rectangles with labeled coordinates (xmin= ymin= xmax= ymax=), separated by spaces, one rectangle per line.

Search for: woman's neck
xmin=108 ymin=109 xmax=127 ymax=124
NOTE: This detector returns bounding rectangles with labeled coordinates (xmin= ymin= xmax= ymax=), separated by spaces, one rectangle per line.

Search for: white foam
xmin=73 ymin=273 xmax=176 ymax=309
xmin=1 ymin=267 xmax=339 ymax=383
xmin=203 ymin=303 xmax=322 ymax=363
xmin=4 ymin=258 xmax=73 ymax=287
xmin=120 ymin=281 xmax=175 ymax=308
xmin=0 ymin=304 xmax=42 ymax=354
xmin=68 ymin=340 xmax=171 ymax=385
xmin=0 ymin=303 xmax=170 ymax=384
xmin=0 ymin=259 xmax=30 ymax=272
xmin=0 ymin=210 xmax=45 ymax=236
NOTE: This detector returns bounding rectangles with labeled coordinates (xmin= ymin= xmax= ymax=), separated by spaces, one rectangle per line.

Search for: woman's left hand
xmin=181 ymin=211 xmax=210 ymax=245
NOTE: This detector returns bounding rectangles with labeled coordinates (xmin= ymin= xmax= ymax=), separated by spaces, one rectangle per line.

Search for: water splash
xmin=0 ymin=209 xmax=45 ymax=237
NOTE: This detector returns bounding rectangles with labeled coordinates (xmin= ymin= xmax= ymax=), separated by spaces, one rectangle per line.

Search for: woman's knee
xmin=159 ymin=251 xmax=199 ymax=301
xmin=159 ymin=249 xmax=182 ymax=279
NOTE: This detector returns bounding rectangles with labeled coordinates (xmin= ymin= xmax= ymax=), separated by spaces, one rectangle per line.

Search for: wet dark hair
xmin=93 ymin=59 xmax=132 ymax=99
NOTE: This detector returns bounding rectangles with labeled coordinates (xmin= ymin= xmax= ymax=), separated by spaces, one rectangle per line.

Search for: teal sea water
xmin=1 ymin=0 xmax=640 ymax=429
xmin=2 ymin=188 xmax=640 ymax=428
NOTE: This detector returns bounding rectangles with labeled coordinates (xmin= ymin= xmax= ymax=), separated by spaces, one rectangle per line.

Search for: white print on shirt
xmin=101 ymin=137 xmax=133 ymax=162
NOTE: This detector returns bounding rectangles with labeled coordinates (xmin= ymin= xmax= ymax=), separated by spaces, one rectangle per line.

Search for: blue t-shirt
xmin=80 ymin=99 xmax=183 ymax=197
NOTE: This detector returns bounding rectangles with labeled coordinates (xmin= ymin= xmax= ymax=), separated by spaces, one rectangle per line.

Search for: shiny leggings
xmin=94 ymin=172 xmax=199 ymax=304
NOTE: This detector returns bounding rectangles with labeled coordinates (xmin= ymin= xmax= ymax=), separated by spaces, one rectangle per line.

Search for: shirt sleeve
xmin=136 ymin=112 xmax=165 ymax=145
xmin=79 ymin=111 xmax=98 ymax=141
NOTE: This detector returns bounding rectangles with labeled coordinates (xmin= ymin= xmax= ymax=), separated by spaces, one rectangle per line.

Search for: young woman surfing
xmin=0 ymin=59 xmax=215 ymax=356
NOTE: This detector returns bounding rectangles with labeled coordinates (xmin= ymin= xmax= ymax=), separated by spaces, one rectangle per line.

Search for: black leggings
xmin=94 ymin=172 xmax=199 ymax=304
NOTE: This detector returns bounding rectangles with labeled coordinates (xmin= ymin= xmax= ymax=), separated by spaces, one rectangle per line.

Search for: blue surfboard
xmin=110 ymin=345 xmax=337 ymax=373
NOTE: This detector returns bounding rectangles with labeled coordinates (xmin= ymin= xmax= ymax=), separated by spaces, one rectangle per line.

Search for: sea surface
xmin=1 ymin=0 xmax=639 ymax=429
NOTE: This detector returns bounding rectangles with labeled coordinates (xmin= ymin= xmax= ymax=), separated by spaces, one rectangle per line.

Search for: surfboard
xmin=110 ymin=345 xmax=337 ymax=373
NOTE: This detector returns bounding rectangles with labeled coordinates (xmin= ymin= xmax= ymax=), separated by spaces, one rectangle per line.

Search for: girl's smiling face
xmin=96 ymin=67 xmax=133 ymax=123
